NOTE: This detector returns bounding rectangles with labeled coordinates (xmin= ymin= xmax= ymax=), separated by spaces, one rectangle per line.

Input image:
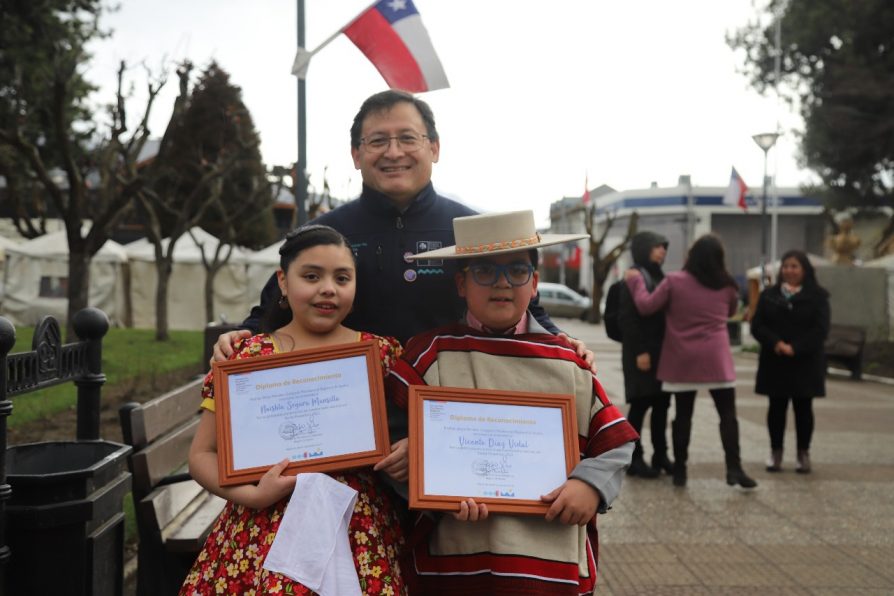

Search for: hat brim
xmin=408 ymin=233 xmax=589 ymax=260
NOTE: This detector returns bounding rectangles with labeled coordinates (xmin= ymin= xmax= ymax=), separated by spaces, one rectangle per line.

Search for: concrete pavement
xmin=557 ymin=317 xmax=894 ymax=595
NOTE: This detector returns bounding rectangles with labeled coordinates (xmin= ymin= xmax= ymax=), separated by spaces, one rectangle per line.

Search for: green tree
xmin=139 ymin=62 xmax=274 ymax=338
xmin=728 ymin=0 xmax=894 ymax=255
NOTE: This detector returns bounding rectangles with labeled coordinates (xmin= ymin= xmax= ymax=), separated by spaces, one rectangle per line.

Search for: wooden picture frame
xmin=213 ymin=340 xmax=390 ymax=486
xmin=408 ymin=386 xmax=580 ymax=515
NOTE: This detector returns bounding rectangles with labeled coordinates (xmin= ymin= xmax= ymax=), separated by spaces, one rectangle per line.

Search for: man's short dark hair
xmin=350 ymin=90 xmax=439 ymax=148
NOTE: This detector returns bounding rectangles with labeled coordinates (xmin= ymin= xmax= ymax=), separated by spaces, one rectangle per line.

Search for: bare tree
xmin=0 ymin=55 xmax=167 ymax=337
xmin=584 ymin=208 xmax=639 ymax=323
xmin=192 ymin=179 xmax=275 ymax=325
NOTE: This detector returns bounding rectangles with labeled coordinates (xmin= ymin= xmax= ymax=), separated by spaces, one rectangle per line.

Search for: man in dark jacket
xmin=619 ymin=231 xmax=672 ymax=477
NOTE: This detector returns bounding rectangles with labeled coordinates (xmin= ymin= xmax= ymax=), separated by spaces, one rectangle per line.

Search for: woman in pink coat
xmin=625 ymin=234 xmax=757 ymax=489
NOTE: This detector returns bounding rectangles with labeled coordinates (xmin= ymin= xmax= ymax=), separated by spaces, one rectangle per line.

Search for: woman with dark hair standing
xmin=625 ymin=234 xmax=757 ymax=488
xmin=750 ymin=250 xmax=830 ymax=473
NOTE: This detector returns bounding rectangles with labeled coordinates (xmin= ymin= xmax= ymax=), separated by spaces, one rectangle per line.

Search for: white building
xmin=545 ymin=177 xmax=825 ymax=292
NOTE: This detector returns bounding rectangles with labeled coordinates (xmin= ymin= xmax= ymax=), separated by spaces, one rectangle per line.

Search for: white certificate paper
xmin=422 ymin=400 xmax=568 ymax=500
xmin=227 ymin=355 xmax=375 ymax=470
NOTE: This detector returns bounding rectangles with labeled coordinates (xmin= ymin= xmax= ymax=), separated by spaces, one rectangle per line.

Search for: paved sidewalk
xmin=558 ymin=318 xmax=894 ymax=595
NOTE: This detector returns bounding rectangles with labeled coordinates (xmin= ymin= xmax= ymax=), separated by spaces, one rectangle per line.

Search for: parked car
xmin=536 ymin=282 xmax=592 ymax=320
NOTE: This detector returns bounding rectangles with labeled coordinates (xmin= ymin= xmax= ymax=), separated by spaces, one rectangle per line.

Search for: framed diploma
xmin=213 ymin=340 xmax=391 ymax=486
xmin=408 ymin=386 xmax=580 ymax=515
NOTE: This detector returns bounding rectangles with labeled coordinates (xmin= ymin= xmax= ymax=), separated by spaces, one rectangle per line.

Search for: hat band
xmin=455 ymin=233 xmax=541 ymax=255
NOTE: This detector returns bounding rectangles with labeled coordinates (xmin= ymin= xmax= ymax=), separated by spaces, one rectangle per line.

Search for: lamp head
xmin=752 ymin=132 xmax=780 ymax=152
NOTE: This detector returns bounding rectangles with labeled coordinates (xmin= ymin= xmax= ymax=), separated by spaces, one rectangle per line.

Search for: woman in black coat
xmin=751 ymin=250 xmax=830 ymax=474
xmin=618 ymin=231 xmax=672 ymax=478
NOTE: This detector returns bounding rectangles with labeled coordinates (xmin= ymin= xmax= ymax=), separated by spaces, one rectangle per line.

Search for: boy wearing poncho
xmin=387 ymin=210 xmax=637 ymax=595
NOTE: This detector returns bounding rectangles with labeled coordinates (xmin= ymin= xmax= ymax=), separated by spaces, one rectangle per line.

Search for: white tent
xmin=125 ymin=228 xmax=254 ymax=330
xmin=1 ymin=229 xmax=127 ymax=326
xmin=245 ymin=241 xmax=282 ymax=305
xmin=865 ymin=253 xmax=894 ymax=341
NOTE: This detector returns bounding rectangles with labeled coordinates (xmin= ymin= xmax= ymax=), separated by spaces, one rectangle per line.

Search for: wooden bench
xmin=824 ymin=323 xmax=866 ymax=380
xmin=119 ymin=377 xmax=226 ymax=596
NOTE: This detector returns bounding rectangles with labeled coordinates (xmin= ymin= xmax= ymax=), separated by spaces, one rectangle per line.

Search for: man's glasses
xmin=359 ymin=133 xmax=430 ymax=154
xmin=464 ymin=262 xmax=534 ymax=287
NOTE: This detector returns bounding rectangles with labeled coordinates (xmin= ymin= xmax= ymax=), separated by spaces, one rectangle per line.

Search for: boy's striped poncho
xmin=388 ymin=323 xmax=638 ymax=595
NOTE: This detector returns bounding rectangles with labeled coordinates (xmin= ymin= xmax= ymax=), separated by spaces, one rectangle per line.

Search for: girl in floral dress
xmin=180 ymin=225 xmax=408 ymax=596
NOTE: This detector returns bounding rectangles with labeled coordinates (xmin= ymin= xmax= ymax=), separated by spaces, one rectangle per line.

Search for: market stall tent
xmin=125 ymin=228 xmax=254 ymax=330
xmin=1 ymin=229 xmax=127 ymax=326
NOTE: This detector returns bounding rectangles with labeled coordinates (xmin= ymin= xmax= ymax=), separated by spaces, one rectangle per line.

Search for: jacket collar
xmin=359 ymin=182 xmax=437 ymax=216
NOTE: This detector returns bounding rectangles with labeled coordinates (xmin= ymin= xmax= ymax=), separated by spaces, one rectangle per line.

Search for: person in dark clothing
xmin=750 ymin=250 xmax=830 ymax=473
xmin=619 ymin=231 xmax=672 ymax=478
xmin=212 ymin=90 xmax=589 ymax=355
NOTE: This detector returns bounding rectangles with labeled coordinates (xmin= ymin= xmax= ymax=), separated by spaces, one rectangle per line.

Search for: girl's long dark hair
xmin=261 ymin=224 xmax=354 ymax=332
xmin=683 ymin=234 xmax=738 ymax=291
xmin=776 ymin=249 xmax=828 ymax=296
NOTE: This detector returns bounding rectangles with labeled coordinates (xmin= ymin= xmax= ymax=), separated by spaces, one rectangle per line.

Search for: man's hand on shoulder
xmin=211 ymin=329 xmax=252 ymax=366
xmin=557 ymin=333 xmax=597 ymax=374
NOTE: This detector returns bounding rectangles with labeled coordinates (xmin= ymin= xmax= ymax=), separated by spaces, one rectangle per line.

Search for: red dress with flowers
xmin=180 ymin=332 xmax=407 ymax=596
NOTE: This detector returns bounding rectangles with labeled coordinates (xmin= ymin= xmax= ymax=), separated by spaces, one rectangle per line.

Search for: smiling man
xmin=214 ymin=90 xmax=573 ymax=353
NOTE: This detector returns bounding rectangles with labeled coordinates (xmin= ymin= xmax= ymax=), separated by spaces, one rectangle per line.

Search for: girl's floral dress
xmin=180 ymin=332 xmax=407 ymax=596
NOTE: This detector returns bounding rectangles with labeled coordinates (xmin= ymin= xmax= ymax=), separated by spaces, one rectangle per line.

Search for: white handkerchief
xmin=263 ymin=473 xmax=361 ymax=596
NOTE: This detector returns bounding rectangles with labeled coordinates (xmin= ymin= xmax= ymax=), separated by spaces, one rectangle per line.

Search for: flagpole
xmin=292 ymin=0 xmax=379 ymax=77
xmin=295 ymin=0 xmax=308 ymax=226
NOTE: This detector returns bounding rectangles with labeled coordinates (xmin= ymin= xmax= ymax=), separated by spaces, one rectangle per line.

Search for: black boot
xmin=627 ymin=442 xmax=659 ymax=478
xmin=671 ymin=419 xmax=690 ymax=487
xmin=650 ymin=393 xmax=672 ymax=474
xmin=719 ymin=418 xmax=758 ymax=488
xmin=651 ymin=452 xmax=674 ymax=475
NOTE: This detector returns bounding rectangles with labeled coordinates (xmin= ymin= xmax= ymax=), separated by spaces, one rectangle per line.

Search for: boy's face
xmin=455 ymin=252 xmax=539 ymax=332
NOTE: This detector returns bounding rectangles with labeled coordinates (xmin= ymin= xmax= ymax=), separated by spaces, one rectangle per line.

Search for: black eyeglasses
xmin=359 ymin=133 xmax=430 ymax=154
xmin=463 ymin=262 xmax=534 ymax=287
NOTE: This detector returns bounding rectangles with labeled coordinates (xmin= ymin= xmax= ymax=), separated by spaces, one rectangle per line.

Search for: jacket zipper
xmin=376 ymin=245 xmax=384 ymax=271
xmin=396 ymin=216 xmax=404 ymax=230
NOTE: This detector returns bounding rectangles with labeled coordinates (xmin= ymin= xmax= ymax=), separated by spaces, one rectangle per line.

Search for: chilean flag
xmin=343 ymin=0 xmax=449 ymax=93
xmin=722 ymin=166 xmax=749 ymax=212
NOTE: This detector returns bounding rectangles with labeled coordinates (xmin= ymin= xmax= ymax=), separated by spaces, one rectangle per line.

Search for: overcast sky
xmin=89 ymin=0 xmax=808 ymax=223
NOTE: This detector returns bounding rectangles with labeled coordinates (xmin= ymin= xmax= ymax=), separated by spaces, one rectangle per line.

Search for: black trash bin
xmin=5 ymin=440 xmax=132 ymax=596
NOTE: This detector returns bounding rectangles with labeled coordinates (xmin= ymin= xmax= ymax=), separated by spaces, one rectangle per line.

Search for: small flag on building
xmin=343 ymin=0 xmax=449 ymax=93
xmin=722 ymin=167 xmax=748 ymax=212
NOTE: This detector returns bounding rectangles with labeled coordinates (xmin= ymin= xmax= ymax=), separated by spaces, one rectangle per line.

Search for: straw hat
xmin=409 ymin=210 xmax=588 ymax=260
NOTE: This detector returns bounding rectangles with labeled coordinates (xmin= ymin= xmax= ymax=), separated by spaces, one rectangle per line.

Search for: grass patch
xmin=7 ymin=327 xmax=203 ymax=428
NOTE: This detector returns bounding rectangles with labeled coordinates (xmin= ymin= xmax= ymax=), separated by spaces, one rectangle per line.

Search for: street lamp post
xmin=752 ymin=132 xmax=780 ymax=286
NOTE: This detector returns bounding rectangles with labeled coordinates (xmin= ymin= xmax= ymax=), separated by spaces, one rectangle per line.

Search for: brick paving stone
xmin=809 ymin=589 xmax=894 ymax=596
xmin=732 ymin=523 xmax=828 ymax=545
xmin=647 ymin=522 xmax=742 ymax=544
xmin=600 ymin=543 xmax=679 ymax=564
xmin=685 ymin=561 xmax=796 ymax=587
xmin=755 ymin=544 xmax=861 ymax=565
xmin=837 ymin=546 xmax=894 ymax=583
xmin=602 ymin=562 xmax=699 ymax=587
xmin=599 ymin=523 xmax=661 ymax=545
xmin=669 ymin=544 xmax=765 ymax=563
xmin=779 ymin=564 xmax=892 ymax=588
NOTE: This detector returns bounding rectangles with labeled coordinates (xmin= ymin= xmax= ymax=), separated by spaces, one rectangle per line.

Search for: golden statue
xmin=829 ymin=215 xmax=861 ymax=265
